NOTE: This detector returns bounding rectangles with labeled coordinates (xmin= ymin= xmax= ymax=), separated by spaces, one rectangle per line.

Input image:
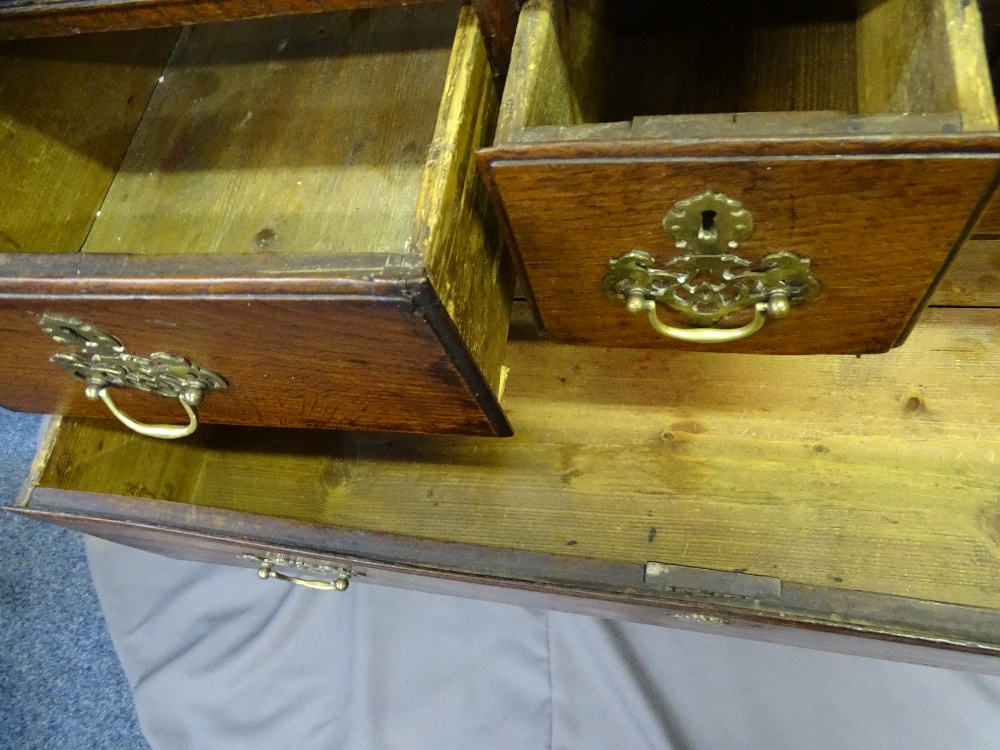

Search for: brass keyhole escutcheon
xmin=603 ymin=191 xmax=819 ymax=343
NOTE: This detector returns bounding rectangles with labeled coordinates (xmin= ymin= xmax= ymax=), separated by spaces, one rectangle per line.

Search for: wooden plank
xmin=856 ymin=0 xmax=995 ymax=129
xmin=931 ymin=239 xmax=1000 ymax=306
xmin=0 ymin=0 xmax=441 ymax=39
xmin=941 ymin=0 xmax=999 ymax=132
xmin=417 ymin=6 xmax=511 ymax=396
xmin=0 ymin=29 xmax=178 ymax=254
xmin=82 ymin=4 xmax=460 ymax=257
xmin=28 ymin=307 xmax=1000 ymax=613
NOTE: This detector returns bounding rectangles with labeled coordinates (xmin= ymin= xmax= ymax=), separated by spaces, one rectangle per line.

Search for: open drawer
xmin=479 ymin=0 xmax=1000 ymax=354
xmin=0 ymin=2 xmax=514 ymax=438
xmin=12 ymin=304 xmax=1000 ymax=673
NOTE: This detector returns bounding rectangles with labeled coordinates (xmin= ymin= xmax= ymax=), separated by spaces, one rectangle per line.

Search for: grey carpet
xmin=0 ymin=408 xmax=148 ymax=749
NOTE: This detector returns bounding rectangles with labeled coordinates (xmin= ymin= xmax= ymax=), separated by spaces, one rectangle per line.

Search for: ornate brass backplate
xmin=603 ymin=191 xmax=820 ymax=338
xmin=40 ymin=313 xmax=227 ymax=403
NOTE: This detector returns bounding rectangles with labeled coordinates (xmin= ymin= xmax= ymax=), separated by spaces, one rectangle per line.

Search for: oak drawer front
xmin=13 ymin=306 xmax=1000 ymax=672
xmin=0 ymin=3 xmax=513 ymax=436
xmin=479 ymin=0 xmax=1000 ymax=354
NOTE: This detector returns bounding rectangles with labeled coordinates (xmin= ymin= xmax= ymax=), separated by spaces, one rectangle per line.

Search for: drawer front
xmin=482 ymin=139 xmax=1000 ymax=354
xmin=0 ymin=254 xmax=509 ymax=435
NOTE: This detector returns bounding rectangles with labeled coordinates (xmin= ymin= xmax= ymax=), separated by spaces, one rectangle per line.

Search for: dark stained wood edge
xmin=14 ymin=415 xmax=62 ymax=508
xmin=469 ymin=0 xmax=522 ymax=84
xmin=0 ymin=252 xmax=422 ymax=296
xmin=0 ymin=0 xmax=523 ymax=84
xmin=410 ymin=277 xmax=513 ymax=437
xmin=0 ymin=0 xmax=442 ymax=39
xmin=899 ymin=163 xmax=1000 ymax=344
xmin=11 ymin=489 xmax=1000 ymax=674
xmin=475 ymin=149 xmax=545 ymax=333
xmin=479 ymin=132 xmax=1000 ymax=161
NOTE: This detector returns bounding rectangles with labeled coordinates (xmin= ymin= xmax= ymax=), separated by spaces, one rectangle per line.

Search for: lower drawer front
xmin=15 ymin=305 xmax=1000 ymax=672
xmin=483 ymin=141 xmax=1000 ymax=354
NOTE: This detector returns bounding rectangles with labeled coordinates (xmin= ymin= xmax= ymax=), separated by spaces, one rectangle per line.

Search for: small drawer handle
xmin=627 ymin=291 xmax=791 ymax=344
xmin=245 ymin=554 xmax=355 ymax=592
xmin=603 ymin=191 xmax=819 ymax=343
xmin=258 ymin=563 xmax=351 ymax=592
xmin=85 ymin=384 xmax=200 ymax=440
xmin=40 ymin=313 xmax=227 ymax=440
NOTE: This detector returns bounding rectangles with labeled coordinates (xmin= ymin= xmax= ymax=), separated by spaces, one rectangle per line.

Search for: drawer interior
xmin=24 ymin=306 xmax=1000 ymax=614
xmin=498 ymin=0 xmax=999 ymax=142
xmin=1 ymin=1 xmax=462 ymax=257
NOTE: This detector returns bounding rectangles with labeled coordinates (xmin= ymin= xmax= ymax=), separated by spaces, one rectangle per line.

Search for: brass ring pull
xmin=257 ymin=560 xmax=350 ymax=591
xmin=85 ymin=384 xmax=200 ymax=440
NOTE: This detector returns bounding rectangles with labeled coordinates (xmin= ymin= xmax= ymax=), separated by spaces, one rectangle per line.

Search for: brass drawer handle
xmin=84 ymin=384 xmax=200 ymax=440
xmin=40 ymin=313 xmax=226 ymax=439
xmin=603 ymin=191 xmax=819 ymax=343
xmin=244 ymin=554 xmax=355 ymax=592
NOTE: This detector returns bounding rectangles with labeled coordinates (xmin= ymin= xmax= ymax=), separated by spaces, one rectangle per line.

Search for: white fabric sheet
xmin=87 ymin=537 xmax=1000 ymax=750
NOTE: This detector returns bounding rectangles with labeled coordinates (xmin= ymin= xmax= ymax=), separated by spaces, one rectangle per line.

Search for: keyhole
xmin=698 ymin=210 xmax=718 ymax=243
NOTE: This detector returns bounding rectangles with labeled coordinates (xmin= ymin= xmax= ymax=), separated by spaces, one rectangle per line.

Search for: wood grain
xmin=602 ymin=0 xmax=858 ymax=120
xmin=22 ymin=307 xmax=1000 ymax=615
xmin=482 ymin=144 xmax=1000 ymax=353
xmin=0 ymin=253 xmax=510 ymax=435
xmin=931 ymin=239 xmax=1000 ymax=306
xmin=494 ymin=0 xmax=580 ymax=143
xmin=417 ymin=6 xmax=511 ymax=396
xmin=469 ymin=0 xmax=521 ymax=82
xmin=0 ymin=29 xmax=178 ymax=254
xmin=82 ymin=6 xmax=459 ymax=257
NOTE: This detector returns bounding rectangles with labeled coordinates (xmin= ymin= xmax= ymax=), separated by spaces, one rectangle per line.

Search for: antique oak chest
xmin=9 ymin=0 xmax=1000 ymax=674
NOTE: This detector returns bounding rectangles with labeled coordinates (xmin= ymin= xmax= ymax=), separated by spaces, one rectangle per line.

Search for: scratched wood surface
xmin=0 ymin=0 xmax=444 ymax=39
xmin=82 ymin=4 xmax=459 ymax=257
xmin=29 ymin=307 xmax=1000 ymax=611
xmin=0 ymin=29 xmax=178 ymax=254
xmin=417 ymin=10 xmax=512 ymax=396
xmin=931 ymin=239 xmax=1000 ymax=307
xmin=0 ymin=0 xmax=523 ymax=81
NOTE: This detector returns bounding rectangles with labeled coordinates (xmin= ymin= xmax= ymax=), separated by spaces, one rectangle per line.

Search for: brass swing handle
xmin=625 ymin=290 xmax=791 ymax=344
xmin=40 ymin=313 xmax=228 ymax=440
xmin=256 ymin=559 xmax=352 ymax=591
xmin=85 ymin=384 xmax=200 ymax=440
